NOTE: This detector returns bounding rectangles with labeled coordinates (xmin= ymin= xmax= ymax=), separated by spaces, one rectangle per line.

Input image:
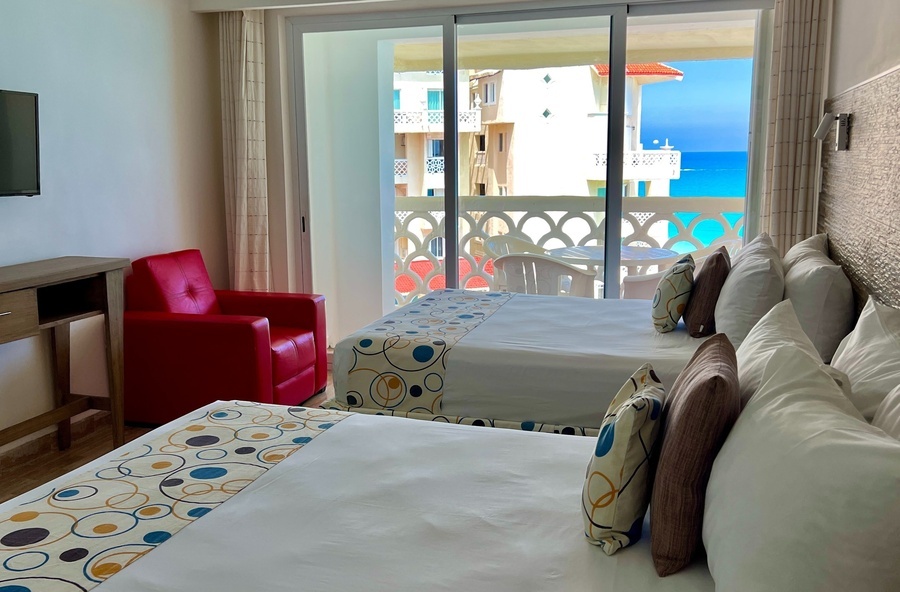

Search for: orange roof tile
xmin=593 ymin=63 xmax=684 ymax=78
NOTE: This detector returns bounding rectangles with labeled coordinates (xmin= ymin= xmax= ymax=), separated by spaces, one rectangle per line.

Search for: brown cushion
xmin=650 ymin=333 xmax=740 ymax=577
xmin=682 ymin=247 xmax=731 ymax=337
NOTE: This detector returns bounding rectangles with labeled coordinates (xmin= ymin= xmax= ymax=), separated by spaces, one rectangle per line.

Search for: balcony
xmin=394 ymin=109 xmax=482 ymax=133
xmin=589 ymin=150 xmax=682 ymax=181
xmin=394 ymin=195 xmax=744 ymax=305
xmin=394 ymin=157 xmax=446 ymax=186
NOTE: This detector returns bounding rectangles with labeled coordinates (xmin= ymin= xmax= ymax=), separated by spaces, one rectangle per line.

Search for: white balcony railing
xmin=394 ymin=109 xmax=482 ymax=133
xmin=394 ymin=195 xmax=744 ymax=305
xmin=394 ymin=157 xmax=447 ymax=185
xmin=394 ymin=159 xmax=409 ymax=184
xmin=590 ymin=150 xmax=682 ymax=181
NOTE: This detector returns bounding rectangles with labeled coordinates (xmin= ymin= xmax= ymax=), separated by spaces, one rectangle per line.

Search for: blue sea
xmin=659 ymin=151 xmax=747 ymax=251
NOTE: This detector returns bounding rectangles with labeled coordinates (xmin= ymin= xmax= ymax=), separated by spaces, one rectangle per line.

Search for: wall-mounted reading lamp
xmin=814 ymin=112 xmax=851 ymax=150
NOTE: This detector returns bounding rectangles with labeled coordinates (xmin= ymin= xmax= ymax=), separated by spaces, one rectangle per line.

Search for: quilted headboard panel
xmin=818 ymin=66 xmax=900 ymax=308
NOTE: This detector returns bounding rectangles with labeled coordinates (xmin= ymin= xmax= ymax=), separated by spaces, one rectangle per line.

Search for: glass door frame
xmin=286 ymin=0 xmax=774 ymax=300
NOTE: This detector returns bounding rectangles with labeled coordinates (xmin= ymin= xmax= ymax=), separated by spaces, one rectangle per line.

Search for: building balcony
xmin=589 ymin=150 xmax=682 ymax=181
xmin=394 ymin=157 xmax=446 ymax=186
xmin=394 ymin=109 xmax=482 ymax=133
xmin=393 ymin=195 xmax=744 ymax=305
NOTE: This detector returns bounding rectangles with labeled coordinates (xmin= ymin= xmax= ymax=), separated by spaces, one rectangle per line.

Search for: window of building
xmin=427 ymin=89 xmax=444 ymax=111
xmin=477 ymin=134 xmax=486 ymax=151
xmin=498 ymin=186 xmax=508 ymax=196
xmin=498 ymin=132 xmax=505 ymax=153
xmin=393 ymin=89 xmax=400 ymax=110
xmin=476 ymin=183 xmax=486 ymax=196
xmin=483 ymin=81 xmax=496 ymax=105
xmin=429 ymin=237 xmax=445 ymax=258
xmin=428 ymin=139 xmax=444 ymax=158
xmin=426 ymin=188 xmax=445 ymax=197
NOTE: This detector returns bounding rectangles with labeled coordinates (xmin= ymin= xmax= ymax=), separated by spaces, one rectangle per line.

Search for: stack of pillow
xmin=590 ymin=296 xmax=900 ymax=589
xmin=651 ymin=232 xmax=856 ymax=358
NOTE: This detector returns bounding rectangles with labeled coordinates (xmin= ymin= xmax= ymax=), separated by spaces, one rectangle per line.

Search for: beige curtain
xmin=759 ymin=0 xmax=831 ymax=255
xmin=219 ymin=10 xmax=270 ymax=291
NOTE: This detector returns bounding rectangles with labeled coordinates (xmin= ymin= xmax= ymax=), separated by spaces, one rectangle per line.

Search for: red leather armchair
xmin=124 ymin=249 xmax=327 ymax=424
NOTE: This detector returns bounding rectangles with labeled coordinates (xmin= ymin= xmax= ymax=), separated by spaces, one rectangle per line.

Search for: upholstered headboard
xmin=818 ymin=66 xmax=900 ymax=309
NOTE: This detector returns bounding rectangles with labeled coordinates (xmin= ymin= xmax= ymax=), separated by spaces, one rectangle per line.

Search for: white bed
xmin=331 ymin=290 xmax=702 ymax=432
xmin=443 ymin=295 xmax=701 ymax=425
xmin=0 ymin=403 xmax=713 ymax=591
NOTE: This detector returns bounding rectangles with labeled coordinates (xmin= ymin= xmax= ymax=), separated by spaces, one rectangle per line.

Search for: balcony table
xmin=546 ymin=245 xmax=681 ymax=277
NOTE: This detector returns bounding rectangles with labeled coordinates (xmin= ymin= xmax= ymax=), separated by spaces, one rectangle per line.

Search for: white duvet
xmin=443 ymin=297 xmax=702 ymax=426
xmin=2 ymin=407 xmax=713 ymax=591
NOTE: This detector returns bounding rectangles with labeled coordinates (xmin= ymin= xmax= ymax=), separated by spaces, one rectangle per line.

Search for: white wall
xmin=828 ymin=0 xmax=900 ymax=97
xmin=0 ymin=0 xmax=226 ymax=451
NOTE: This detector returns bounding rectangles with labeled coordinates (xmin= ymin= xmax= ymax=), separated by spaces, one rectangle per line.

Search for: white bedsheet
xmin=2 ymin=407 xmax=713 ymax=591
xmin=443 ymin=297 xmax=703 ymax=426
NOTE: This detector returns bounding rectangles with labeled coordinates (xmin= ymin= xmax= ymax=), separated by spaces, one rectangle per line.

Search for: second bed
xmin=330 ymin=289 xmax=704 ymax=435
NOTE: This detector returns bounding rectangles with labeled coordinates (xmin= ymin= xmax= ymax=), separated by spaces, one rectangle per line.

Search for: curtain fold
xmin=759 ymin=0 xmax=831 ymax=255
xmin=220 ymin=10 xmax=270 ymax=291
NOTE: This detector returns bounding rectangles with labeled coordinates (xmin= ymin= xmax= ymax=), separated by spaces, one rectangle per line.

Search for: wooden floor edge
xmin=0 ymin=410 xmax=109 ymax=471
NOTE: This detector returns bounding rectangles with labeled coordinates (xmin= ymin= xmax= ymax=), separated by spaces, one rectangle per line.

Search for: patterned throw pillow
xmin=582 ymin=364 xmax=665 ymax=555
xmin=652 ymin=254 xmax=696 ymax=333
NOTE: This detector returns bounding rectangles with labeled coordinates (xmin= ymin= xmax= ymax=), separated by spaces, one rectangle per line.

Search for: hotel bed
xmin=330 ymin=289 xmax=703 ymax=435
xmin=0 ymin=401 xmax=714 ymax=591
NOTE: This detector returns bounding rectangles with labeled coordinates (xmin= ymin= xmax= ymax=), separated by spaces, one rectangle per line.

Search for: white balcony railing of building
xmin=394 ymin=157 xmax=446 ymax=185
xmin=394 ymin=109 xmax=482 ymax=133
xmin=590 ymin=150 xmax=682 ymax=181
xmin=394 ymin=195 xmax=744 ymax=305
xmin=394 ymin=159 xmax=409 ymax=184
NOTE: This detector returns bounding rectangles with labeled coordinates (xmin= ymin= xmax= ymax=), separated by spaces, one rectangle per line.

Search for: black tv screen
xmin=0 ymin=90 xmax=40 ymax=197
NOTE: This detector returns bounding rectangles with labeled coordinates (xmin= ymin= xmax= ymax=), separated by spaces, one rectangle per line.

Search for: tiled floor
xmin=0 ymin=380 xmax=335 ymax=506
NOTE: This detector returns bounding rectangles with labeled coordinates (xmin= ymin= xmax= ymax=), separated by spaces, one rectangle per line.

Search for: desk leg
xmin=103 ymin=269 xmax=125 ymax=448
xmin=50 ymin=323 xmax=72 ymax=451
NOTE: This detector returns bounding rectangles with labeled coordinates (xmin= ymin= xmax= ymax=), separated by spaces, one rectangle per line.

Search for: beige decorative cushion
xmin=873 ymin=385 xmax=900 ymax=439
xmin=831 ymin=297 xmax=900 ymax=420
xmin=704 ymin=346 xmax=900 ymax=592
xmin=582 ymin=364 xmax=664 ymax=555
xmin=652 ymin=254 xmax=695 ymax=333
xmin=682 ymin=247 xmax=730 ymax=337
xmin=650 ymin=333 xmax=740 ymax=577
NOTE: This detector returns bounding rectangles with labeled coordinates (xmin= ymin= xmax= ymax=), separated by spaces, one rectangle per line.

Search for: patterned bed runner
xmin=0 ymin=402 xmax=349 ymax=591
xmin=326 ymin=403 xmax=600 ymax=437
xmin=338 ymin=289 xmax=514 ymax=414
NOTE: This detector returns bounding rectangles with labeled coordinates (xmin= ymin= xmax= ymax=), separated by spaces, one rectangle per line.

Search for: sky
xmin=639 ymin=59 xmax=754 ymax=153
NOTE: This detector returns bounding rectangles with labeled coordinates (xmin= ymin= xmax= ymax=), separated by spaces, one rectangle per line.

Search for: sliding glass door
xmin=290 ymin=1 xmax=772 ymax=340
xmin=454 ymin=14 xmax=617 ymax=299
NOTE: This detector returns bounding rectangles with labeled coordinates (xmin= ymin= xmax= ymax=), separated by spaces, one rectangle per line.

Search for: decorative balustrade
xmin=394 ymin=159 xmax=409 ymax=183
xmin=393 ymin=109 xmax=482 ymax=133
xmin=590 ymin=150 xmax=682 ymax=181
xmin=425 ymin=157 xmax=445 ymax=175
xmin=394 ymin=195 xmax=744 ymax=305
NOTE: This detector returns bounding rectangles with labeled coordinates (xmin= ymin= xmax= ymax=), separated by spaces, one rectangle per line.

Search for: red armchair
xmin=124 ymin=249 xmax=327 ymax=424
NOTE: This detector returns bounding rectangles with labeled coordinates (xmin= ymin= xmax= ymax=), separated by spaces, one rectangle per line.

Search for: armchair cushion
xmin=130 ymin=250 xmax=221 ymax=314
xmin=271 ymin=327 xmax=316 ymax=385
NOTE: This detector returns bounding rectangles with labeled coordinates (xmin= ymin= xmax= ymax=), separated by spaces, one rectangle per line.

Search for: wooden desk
xmin=0 ymin=257 xmax=129 ymax=450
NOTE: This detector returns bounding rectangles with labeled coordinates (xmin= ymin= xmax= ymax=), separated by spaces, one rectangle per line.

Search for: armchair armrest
xmin=124 ymin=312 xmax=274 ymax=423
xmin=216 ymin=291 xmax=327 ymax=393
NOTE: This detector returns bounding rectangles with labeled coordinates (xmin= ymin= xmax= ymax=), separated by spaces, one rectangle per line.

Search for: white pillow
xmin=736 ymin=300 xmax=851 ymax=406
xmin=783 ymin=250 xmax=854 ymax=363
xmin=873 ymin=385 xmax=900 ymax=440
xmin=582 ymin=364 xmax=664 ymax=554
xmin=783 ymin=232 xmax=829 ymax=271
xmin=730 ymin=232 xmax=777 ymax=268
xmin=704 ymin=346 xmax=900 ymax=592
xmin=832 ymin=297 xmax=900 ymax=420
xmin=714 ymin=234 xmax=784 ymax=348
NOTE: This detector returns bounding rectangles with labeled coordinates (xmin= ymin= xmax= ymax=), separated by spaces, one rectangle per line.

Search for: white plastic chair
xmin=494 ymin=253 xmax=597 ymax=298
xmin=620 ymin=239 xmax=743 ymax=300
xmin=485 ymin=235 xmax=546 ymax=290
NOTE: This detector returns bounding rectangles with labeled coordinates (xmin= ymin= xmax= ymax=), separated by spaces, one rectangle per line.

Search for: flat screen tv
xmin=0 ymin=90 xmax=40 ymax=197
